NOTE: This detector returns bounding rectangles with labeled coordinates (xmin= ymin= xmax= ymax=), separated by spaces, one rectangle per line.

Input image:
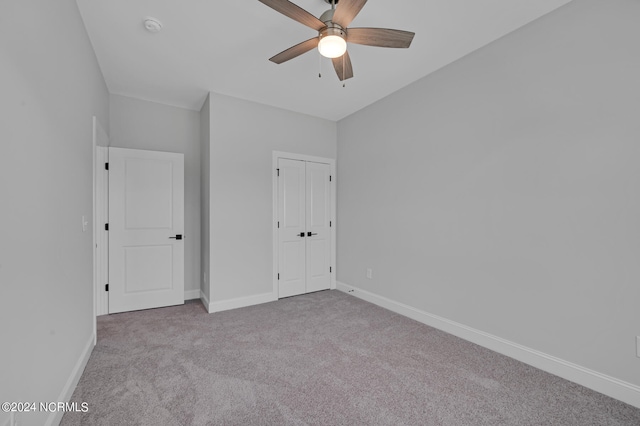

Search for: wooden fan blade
xmin=258 ymin=0 xmax=325 ymax=31
xmin=332 ymin=0 xmax=367 ymax=29
xmin=269 ymin=37 xmax=319 ymax=64
xmin=332 ymin=50 xmax=354 ymax=81
xmin=347 ymin=27 xmax=415 ymax=48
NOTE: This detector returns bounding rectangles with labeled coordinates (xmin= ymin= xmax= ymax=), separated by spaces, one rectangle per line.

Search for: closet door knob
xmin=298 ymin=232 xmax=305 ymax=237
xmin=307 ymin=232 xmax=318 ymax=237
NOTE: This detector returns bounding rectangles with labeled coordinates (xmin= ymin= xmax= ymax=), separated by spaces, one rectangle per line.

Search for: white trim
xmin=273 ymin=151 xmax=336 ymax=164
xmin=330 ymin=166 xmax=337 ymax=292
xmin=94 ymin=116 xmax=109 ymax=319
xmin=200 ymin=290 xmax=211 ymax=311
xmin=208 ymin=292 xmax=277 ymax=314
xmin=184 ymin=289 xmax=201 ymax=300
xmin=272 ymin=151 xmax=337 ymax=301
xmin=95 ymin=145 xmax=109 ymax=317
xmin=44 ymin=332 xmax=95 ymax=426
xmin=272 ymin=153 xmax=279 ymax=299
xmin=336 ymin=281 xmax=640 ymax=409
xmin=92 ymin=117 xmax=97 ymax=345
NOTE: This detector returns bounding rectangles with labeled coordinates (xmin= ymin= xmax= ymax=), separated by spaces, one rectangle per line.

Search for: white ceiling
xmin=76 ymin=0 xmax=572 ymax=121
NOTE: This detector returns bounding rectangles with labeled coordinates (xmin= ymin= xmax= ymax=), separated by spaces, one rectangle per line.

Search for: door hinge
xmin=330 ymin=266 xmax=332 ymax=273
xmin=277 ymin=221 xmax=280 ymax=228
xmin=277 ymin=273 xmax=280 ymax=280
xmin=105 ymin=162 xmax=109 ymax=170
xmin=105 ymin=223 xmax=109 ymax=231
xmin=329 ymin=175 xmax=332 ymax=182
xmin=330 ymin=221 xmax=332 ymax=227
xmin=105 ymin=284 xmax=109 ymax=292
xmin=277 ymin=168 xmax=280 ymax=177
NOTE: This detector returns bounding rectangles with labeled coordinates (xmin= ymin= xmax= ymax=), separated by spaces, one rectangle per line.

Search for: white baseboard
xmin=336 ymin=281 xmax=640 ymax=409
xmin=184 ymin=289 xmax=200 ymax=300
xmin=208 ymin=292 xmax=277 ymax=314
xmin=200 ymin=289 xmax=210 ymax=310
xmin=45 ymin=332 xmax=95 ymax=426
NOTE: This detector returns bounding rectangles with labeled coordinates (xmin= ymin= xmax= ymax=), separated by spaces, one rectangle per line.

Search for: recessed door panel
xmin=124 ymin=245 xmax=173 ymax=293
xmin=307 ymin=166 xmax=328 ymax=228
xmin=124 ymin=158 xmax=173 ymax=230
xmin=280 ymin=240 xmax=305 ymax=298
xmin=282 ymin=241 xmax=304 ymax=280
xmin=282 ymin=165 xmax=303 ymax=230
xmin=306 ymin=238 xmax=330 ymax=293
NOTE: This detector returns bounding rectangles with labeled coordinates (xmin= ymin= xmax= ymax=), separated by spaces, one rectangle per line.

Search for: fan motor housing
xmin=319 ymin=8 xmax=337 ymax=24
xmin=319 ymin=8 xmax=346 ymax=39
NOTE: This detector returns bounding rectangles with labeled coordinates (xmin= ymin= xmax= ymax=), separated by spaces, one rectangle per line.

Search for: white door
xmin=278 ymin=159 xmax=331 ymax=298
xmin=305 ymin=161 xmax=332 ymax=293
xmin=108 ymin=147 xmax=184 ymax=313
xmin=278 ymin=159 xmax=307 ymax=298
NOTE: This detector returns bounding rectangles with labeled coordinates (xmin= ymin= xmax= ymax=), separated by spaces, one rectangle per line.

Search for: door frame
xmin=93 ymin=117 xmax=109 ymax=331
xmin=94 ymin=145 xmax=109 ymax=316
xmin=272 ymin=151 xmax=337 ymax=299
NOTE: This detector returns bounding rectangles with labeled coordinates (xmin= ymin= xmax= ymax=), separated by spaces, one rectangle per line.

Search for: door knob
xmin=298 ymin=232 xmax=305 ymax=238
xmin=307 ymin=232 xmax=318 ymax=237
xmin=169 ymin=234 xmax=183 ymax=240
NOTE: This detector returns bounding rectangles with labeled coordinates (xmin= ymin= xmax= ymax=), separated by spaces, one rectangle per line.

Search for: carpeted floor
xmin=62 ymin=290 xmax=640 ymax=425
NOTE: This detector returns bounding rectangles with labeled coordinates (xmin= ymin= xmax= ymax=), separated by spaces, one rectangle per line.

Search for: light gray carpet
xmin=62 ymin=290 xmax=640 ymax=425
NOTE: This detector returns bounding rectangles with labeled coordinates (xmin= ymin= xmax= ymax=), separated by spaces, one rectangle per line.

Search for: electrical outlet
xmin=636 ymin=336 xmax=640 ymax=358
xmin=366 ymin=268 xmax=373 ymax=279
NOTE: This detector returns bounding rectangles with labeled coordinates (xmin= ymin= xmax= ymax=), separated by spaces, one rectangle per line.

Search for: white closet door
xmin=278 ymin=158 xmax=307 ymax=298
xmin=305 ymin=161 xmax=332 ymax=293
xmin=108 ymin=147 xmax=184 ymax=313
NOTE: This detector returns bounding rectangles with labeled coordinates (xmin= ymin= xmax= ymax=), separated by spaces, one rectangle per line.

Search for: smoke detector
xmin=143 ymin=18 xmax=162 ymax=33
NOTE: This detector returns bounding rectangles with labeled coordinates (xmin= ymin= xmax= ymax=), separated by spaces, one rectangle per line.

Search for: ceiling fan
xmin=258 ymin=0 xmax=415 ymax=81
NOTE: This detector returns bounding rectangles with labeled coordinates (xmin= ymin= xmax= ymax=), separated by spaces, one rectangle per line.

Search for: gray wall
xmin=208 ymin=93 xmax=337 ymax=302
xmin=337 ymin=0 xmax=640 ymax=387
xmin=0 ymin=1 xmax=109 ymax=425
xmin=200 ymin=94 xmax=211 ymax=301
xmin=109 ymin=94 xmax=201 ymax=296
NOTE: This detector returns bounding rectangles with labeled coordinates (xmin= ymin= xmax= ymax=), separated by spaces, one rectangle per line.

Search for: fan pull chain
xmin=318 ymin=51 xmax=322 ymax=78
xmin=342 ymin=54 xmax=346 ymax=87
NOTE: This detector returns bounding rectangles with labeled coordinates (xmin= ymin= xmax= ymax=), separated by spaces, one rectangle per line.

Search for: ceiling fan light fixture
xmin=318 ymin=28 xmax=347 ymax=58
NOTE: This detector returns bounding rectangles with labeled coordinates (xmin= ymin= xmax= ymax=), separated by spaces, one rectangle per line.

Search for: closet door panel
xmin=278 ymin=159 xmax=307 ymax=298
xmin=305 ymin=162 xmax=331 ymax=293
